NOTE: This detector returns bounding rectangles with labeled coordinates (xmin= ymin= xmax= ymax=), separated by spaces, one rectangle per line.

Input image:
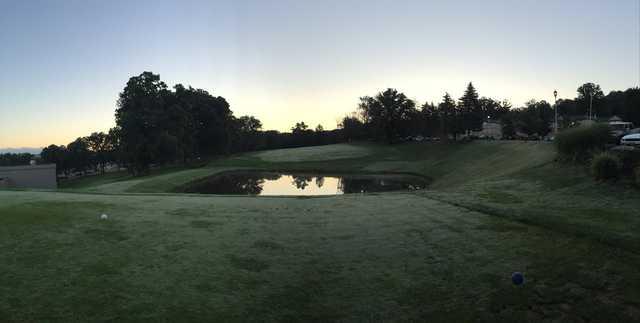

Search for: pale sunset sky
xmin=1 ymin=0 xmax=639 ymax=148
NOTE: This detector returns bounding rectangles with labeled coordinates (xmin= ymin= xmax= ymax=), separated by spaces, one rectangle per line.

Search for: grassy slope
xmin=70 ymin=141 xmax=640 ymax=251
xmin=1 ymin=190 xmax=639 ymax=322
xmin=83 ymin=141 xmax=554 ymax=193
xmin=2 ymin=141 xmax=640 ymax=321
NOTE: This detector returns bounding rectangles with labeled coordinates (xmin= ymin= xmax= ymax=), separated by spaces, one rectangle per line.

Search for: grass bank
xmin=1 ymin=190 xmax=639 ymax=321
xmin=2 ymin=141 xmax=640 ymax=321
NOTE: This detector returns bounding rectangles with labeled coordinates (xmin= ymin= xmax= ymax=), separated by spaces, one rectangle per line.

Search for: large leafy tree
xmin=523 ymin=100 xmax=553 ymax=136
xmin=623 ymin=88 xmax=640 ymax=124
xmin=358 ymin=88 xmax=416 ymax=143
xmin=231 ymin=115 xmax=264 ymax=152
xmin=115 ymin=72 xmax=169 ymax=174
xmin=479 ymin=97 xmax=510 ymax=121
xmin=291 ymin=122 xmax=309 ymax=134
xmin=162 ymin=84 xmax=195 ymax=163
xmin=41 ymin=145 xmax=69 ymax=174
xmin=238 ymin=116 xmax=263 ymax=133
xmin=500 ymin=114 xmax=516 ymax=138
xmin=501 ymin=100 xmax=553 ymax=138
xmin=577 ymin=82 xmax=604 ymax=118
xmin=106 ymin=127 xmax=123 ymax=168
xmin=339 ymin=114 xmax=365 ymax=141
xmin=178 ymin=86 xmax=233 ymax=156
xmin=86 ymin=132 xmax=110 ymax=173
xmin=66 ymin=137 xmax=92 ymax=173
xmin=291 ymin=121 xmax=314 ymax=147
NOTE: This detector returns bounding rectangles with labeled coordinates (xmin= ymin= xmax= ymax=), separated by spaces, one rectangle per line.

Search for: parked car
xmin=610 ymin=121 xmax=634 ymax=142
xmin=620 ymin=133 xmax=640 ymax=146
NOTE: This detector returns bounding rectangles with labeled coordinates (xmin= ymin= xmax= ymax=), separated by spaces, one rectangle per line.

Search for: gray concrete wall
xmin=0 ymin=164 xmax=57 ymax=189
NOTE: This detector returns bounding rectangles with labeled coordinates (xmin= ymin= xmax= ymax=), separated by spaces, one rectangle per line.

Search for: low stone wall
xmin=0 ymin=164 xmax=57 ymax=189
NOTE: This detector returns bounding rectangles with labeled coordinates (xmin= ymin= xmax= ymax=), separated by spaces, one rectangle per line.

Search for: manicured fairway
xmin=2 ymin=142 xmax=640 ymax=321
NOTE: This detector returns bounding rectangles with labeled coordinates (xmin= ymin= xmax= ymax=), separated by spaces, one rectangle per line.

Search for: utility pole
xmin=554 ymin=90 xmax=558 ymax=135
xmin=589 ymin=91 xmax=594 ymax=120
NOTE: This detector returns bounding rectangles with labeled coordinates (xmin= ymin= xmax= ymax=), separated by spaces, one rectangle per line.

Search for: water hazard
xmin=179 ymin=171 xmax=429 ymax=196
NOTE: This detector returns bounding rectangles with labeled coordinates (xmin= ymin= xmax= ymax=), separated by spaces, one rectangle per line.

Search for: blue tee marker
xmin=511 ymin=272 xmax=525 ymax=285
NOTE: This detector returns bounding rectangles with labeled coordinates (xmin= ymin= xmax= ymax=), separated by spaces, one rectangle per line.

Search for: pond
xmin=179 ymin=171 xmax=430 ymax=196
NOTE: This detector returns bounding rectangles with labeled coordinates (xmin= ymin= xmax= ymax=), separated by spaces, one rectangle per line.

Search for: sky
xmin=1 ymin=0 xmax=639 ymax=149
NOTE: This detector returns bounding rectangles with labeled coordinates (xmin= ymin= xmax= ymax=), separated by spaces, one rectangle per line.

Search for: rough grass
xmin=252 ymin=143 xmax=373 ymax=162
xmin=59 ymin=170 xmax=131 ymax=190
xmin=1 ymin=190 xmax=639 ymax=322
xmin=64 ymin=142 xmax=640 ymax=251
xmin=3 ymin=141 xmax=640 ymax=321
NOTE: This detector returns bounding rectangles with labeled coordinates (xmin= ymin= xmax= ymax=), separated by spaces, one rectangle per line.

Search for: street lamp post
xmin=554 ymin=90 xmax=558 ymax=135
xmin=589 ymin=91 xmax=594 ymax=120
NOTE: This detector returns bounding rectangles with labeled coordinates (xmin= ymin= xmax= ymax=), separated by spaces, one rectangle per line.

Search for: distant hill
xmin=0 ymin=147 xmax=43 ymax=155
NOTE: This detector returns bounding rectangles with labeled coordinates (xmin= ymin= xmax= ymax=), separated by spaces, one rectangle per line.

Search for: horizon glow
xmin=1 ymin=0 xmax=639 ymax=148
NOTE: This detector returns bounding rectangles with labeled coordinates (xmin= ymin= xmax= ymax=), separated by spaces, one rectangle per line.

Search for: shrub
xmin=614 ymin=150 xmax=640 ymax=173
xmin=555 ymin=124 xmax=611 ymax=163
xmin=591 ymin=152 xmax=621 ymax=181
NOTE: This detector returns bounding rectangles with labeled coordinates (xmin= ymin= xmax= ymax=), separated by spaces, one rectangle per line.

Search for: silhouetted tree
xmin=458 ymin=82 xmax=483 ymax=134
xmin=291 ymin=122 xmax=308 ymax=134
xmin=339 ymin=115 xmax=365 ymax=141
xmin=231 ymin=115 xmax=264 ymax=152
xmin=500 ymin=114 xmax=516 ymax=138
xmin=115 ymin=72 xmax=169 ymax=174
xmin=67 ymin=137 xmax=92 ymax=173
xmin=86 ymin=132 xmax=110 ymax=173
xmin=479 ymin=97 xmax=510 ymax=121
xmin=106 ymin=127 xmax=124 ymax=168
xmin=577 ymin=82 xmax=604 ymax=118
xmin=420 ymin=101 xmax=440 ymax=137
xmin=501 ymin=100 xmax=553 ymax=138
xmin=437 ymin=93 xmax=461 ymax=140
xmin=291 ymin=175 xmax=312 ymax=190
xmin=623 ymin=88 xmax=640 ymax=125
xmin=238 ymin=116 xmax=263 ymax=133
xmin=41 ymin=145 xmax=69 ymax=174
xmin=0 ymin=153 xmax=33 ymax=166
xmin=180 ymin=86 xmax=233 ymax=156
xmin=291 ymin=122 xmax=314 ymax=147
xmin=358 ymin=88 xmax=417 ymax=143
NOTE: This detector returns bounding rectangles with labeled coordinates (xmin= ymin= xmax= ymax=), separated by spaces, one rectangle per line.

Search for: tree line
xmin=556 ymin=83 xmax=640 ymax=126
xmin=0 ymin=153 xmax=34 ymax=167
xmin=38 ymin=72 xmax=640 ymax=176
xmin=340 ymin=82 xmax=640 ymax=143
xmin=41 ymin=72 xmax=343 ymax=175
xmin=339 ymin=83 xmax=512 ymax=143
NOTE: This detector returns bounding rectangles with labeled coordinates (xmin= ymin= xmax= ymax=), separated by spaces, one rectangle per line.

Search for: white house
xmin=471 ymin=121 xmax=502 ymax=138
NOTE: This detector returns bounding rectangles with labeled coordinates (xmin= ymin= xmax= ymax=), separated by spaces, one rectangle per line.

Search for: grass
xmin=2 ymin=141 xmax=640 ymax=321
xmin=58 ymin=170 xmax=131 ymax=189
xmin=252 ymin=143 xmax=373 ymax=162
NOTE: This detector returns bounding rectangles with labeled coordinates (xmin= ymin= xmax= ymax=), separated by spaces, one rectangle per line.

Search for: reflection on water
xmin=180 ymin=171 xmax=429 ymax=196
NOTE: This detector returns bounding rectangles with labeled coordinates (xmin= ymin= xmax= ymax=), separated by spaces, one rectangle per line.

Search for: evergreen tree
xmin=458 ymin=82 xmax=483 ymax=134
xmin=438 ymin=93 xmax=461 ymax=140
